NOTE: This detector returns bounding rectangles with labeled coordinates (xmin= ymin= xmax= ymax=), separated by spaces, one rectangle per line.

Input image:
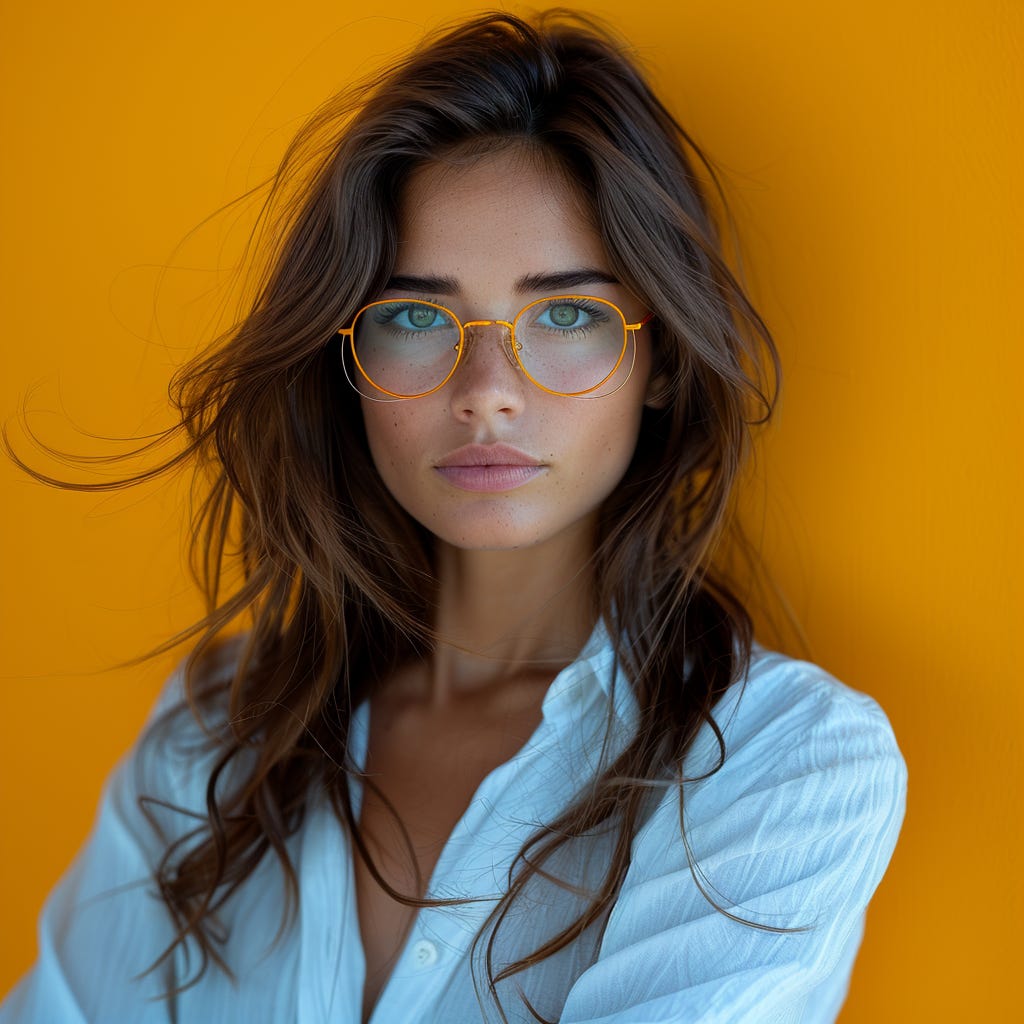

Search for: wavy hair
xmin=7 ymin=9 xmax=788 ymax=1022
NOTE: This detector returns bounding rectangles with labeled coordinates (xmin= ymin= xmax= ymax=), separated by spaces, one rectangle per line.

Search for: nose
xmin=447 ymin=320 xmax=526 ymax=422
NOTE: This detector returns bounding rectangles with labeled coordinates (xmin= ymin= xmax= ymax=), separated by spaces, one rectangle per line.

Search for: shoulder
xmin=625 ymin=647 xmax=907 ymax=911
xmin=118 ymin=638 xmax=247 ymax=840
xmin=684 ymin=646 xmax=907 ymax=792
xmin=563 ymin=653 xmax=908 ymax=1019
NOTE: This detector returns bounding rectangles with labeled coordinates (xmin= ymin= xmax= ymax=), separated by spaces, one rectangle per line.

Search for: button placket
xmin=364 ymin=639 xmax=621 ymax=1022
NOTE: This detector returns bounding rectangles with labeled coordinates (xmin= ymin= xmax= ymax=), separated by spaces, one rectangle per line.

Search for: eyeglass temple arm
xmin=625 ymin=312 xmax=655 ymax=331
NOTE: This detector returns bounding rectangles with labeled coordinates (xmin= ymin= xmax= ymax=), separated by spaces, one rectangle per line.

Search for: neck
xmin=425 ymin=522 xmax=599 ymax=705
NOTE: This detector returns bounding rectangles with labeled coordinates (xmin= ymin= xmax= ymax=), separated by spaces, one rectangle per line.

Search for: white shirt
xmin=1 ymin=627 xmax=907 ymax=1023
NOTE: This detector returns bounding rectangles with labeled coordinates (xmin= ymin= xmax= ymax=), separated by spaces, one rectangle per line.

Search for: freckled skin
xmin=359 ymin=151 xmax=655 ymax=553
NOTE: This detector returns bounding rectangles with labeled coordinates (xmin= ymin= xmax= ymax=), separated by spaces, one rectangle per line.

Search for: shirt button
xmin=411 ymin=939 xmax=439 ymax=969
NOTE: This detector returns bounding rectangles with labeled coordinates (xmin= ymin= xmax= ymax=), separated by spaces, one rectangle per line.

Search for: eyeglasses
xmin=337 ymin=295 xmax=653 ymax=401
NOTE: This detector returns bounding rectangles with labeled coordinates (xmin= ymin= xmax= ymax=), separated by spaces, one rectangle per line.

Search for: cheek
xmin=360 ymin=404 xmax=415 ymax=481
xmin=564 ymin=401 xmax=646 ymax=497
xmin=601 ymin=377 xmax=649 ymax=454
xmin=598 ymin=401 xmax=650 ymax=495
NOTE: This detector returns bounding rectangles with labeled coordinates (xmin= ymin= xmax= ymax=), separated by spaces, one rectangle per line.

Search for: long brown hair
xmin=8 ymin=9 xmax=789 ymax=1021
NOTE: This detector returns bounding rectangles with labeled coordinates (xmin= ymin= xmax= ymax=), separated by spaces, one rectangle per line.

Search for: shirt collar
xmin=538 ymin=615 xmax=640 ymax=734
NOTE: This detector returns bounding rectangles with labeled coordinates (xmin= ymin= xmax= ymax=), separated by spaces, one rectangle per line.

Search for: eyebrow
xmin=384 ymin=268 xmax=620 ymax=295
xmin=386 ymin=274 xmax=460 ymax=294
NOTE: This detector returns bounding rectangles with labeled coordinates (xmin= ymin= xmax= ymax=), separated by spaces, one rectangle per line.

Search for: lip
xmin=435 ymin=444 xmax=546 ymax=492
xmin=435 ymin=444 xmax=542 ymax=468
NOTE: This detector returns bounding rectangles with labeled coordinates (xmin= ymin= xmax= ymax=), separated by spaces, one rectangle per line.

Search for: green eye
xmin=548 ymin=305 xmax=580 ymax=327
xmin=409 ymin=305 xmax=438 ymax=328
xmin=370 ymin=301 xmax=453 ymax=334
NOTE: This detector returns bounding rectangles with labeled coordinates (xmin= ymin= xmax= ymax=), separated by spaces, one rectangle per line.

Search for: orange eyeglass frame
xmin=337 ymin=294 xmax=655 ymax=400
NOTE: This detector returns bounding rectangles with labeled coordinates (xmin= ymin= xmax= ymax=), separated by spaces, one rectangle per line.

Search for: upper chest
xmin=354 ymin=677 xmax=550 ymax=1020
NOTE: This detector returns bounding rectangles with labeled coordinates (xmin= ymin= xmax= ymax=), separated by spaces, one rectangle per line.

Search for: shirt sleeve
xmin=558 ymin=665 xmax=908 ymax=1024
xmin=0 ymin=669 xmax=210 ymax=1024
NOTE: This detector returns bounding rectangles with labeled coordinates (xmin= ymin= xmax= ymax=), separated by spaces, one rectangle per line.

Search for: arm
xmin=559 ymin=665 xmax=908 ymax=1024
xmin=1 ymin=670 xmax=202 ymax=1023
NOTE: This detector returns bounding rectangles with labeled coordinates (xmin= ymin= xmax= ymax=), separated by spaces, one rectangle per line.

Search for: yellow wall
xmin=2 ymin=1 xmax=1019 ymax=1017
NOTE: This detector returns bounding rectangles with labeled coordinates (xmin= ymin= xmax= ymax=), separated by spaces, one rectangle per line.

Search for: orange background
xmin=2 ymin=1 xmax=1020 ymax=1017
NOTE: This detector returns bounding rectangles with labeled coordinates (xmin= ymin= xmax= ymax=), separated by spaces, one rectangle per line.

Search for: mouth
xmin=436 ymin=443 xmax=542 ymax=468
xmin=434 ymin=443 xmax=546 ymax=492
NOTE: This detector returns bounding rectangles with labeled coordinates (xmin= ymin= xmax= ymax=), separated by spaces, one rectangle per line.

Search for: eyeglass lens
xmin=351 ymin=296 xmax=627 ymax=398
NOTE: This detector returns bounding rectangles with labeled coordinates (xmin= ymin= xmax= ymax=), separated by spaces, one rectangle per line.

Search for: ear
xmin=639 ymin=317 xmax=671 ymax=409
xmin=644 ymin=369 xmax=672 ymax=410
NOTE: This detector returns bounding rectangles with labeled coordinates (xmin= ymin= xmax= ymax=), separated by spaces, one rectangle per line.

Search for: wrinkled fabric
xmin=2 ymin=628 xmax=907 ymax=1023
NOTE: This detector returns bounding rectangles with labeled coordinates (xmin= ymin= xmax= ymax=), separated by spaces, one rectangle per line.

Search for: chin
xmin=423 ymin=505 xmax=595 ymax=555
xmin=431 ymin=523 xmax=549 ymax=552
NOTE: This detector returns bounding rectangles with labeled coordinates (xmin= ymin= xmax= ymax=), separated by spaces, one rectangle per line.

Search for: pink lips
xmin=435 ymin=444 xmax=546 ymax=492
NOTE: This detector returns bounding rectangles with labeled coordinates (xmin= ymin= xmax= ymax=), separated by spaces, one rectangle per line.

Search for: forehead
xmin=395 ymin=149 xmax=608 ymax=284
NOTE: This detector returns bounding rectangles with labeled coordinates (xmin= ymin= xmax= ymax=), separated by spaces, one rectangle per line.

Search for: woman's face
xmin=359 ymin=148 xmax=654 ymax=553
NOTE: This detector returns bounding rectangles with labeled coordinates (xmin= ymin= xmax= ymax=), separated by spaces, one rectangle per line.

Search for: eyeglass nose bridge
xmin=460 ymin=318 xmax=521 ymax=370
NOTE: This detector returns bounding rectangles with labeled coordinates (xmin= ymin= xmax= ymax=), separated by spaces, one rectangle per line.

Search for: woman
xmin=1 ymin=10 xmax=907 ymax=1023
